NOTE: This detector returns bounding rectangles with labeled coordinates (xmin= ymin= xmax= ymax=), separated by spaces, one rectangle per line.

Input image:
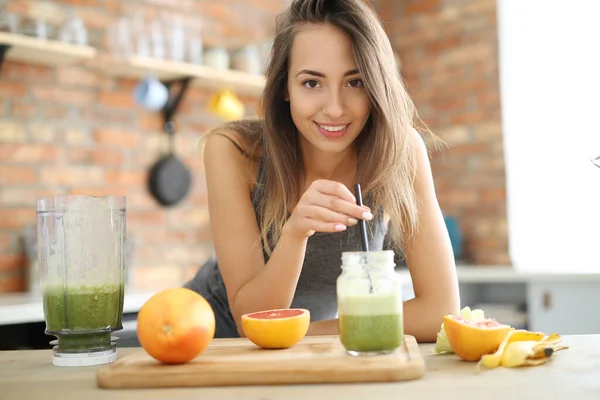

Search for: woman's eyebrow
xmin=295 ymin=68 xmax=360 ymax=78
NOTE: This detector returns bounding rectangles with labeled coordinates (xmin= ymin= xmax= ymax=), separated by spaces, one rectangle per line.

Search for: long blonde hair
xmin=202 ymin=0 xmax=434 ymax=256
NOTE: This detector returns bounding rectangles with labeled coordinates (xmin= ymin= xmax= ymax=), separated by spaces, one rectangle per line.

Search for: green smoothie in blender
xmin=36 ymin=194 xmax=126 ymax=367
xmin=43 ymin=283 xmax=124 ymax=332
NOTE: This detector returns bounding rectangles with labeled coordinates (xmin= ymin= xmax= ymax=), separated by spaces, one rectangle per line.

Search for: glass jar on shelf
xmin=0 ymin=3 xmax=19 ymax=34
xmin=336 ymin=250 xmax=404 ymax=356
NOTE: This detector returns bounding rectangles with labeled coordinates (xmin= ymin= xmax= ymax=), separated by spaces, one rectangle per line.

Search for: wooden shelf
xmin=0 ymin=33 xmax=264 ymax=97
xmin=0 ymin=32 xmax=96 ymax=67
xmin=98 ymin=55 xmax=265 ymax=97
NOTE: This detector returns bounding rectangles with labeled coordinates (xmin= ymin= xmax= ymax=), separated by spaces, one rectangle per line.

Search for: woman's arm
xmin=401 ymin=129 xmax=461 ymax=342
xmin=204 ymin=133 xmax=307 ymax=336
xmin=203 ymin=132 xmax=368 ymax=337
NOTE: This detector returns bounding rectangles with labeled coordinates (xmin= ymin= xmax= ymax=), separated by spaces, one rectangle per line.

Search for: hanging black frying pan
xmin=148 ymin=79 xmax=193 ymax=207
xmin=148 ymin=122 xmax=192 ymax=206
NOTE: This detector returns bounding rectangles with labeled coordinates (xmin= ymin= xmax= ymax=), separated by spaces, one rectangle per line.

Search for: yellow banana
xmin=500 ymin=341 xmax=546 ymax=367
xmin=477 ymin=331 xmax=568 ymax=372
xmin=528 ymin=333 xmax=568 ymax=360
xmin=500 ymin=334 xmax=569 ymax=368
xmin=477 ymin=330 xmax=545 ymax=371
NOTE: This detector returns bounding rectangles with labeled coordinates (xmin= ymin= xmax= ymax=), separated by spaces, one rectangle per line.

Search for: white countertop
xmin=0 ymin=290 xmax=157 ymax=326
xmin=1 ymin=265 xmax=599 ymax=326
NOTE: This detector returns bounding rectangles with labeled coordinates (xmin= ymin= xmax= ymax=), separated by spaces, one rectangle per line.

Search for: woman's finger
xmin=303 ymin=204 xmax=358 ymax=226
xmin=304 ymin=218 xmax=349 ymax=233
xmin=311 ymin=179 xmax=356 ymax=204
xmin=307 ymin=191 xmax=373 ymax=221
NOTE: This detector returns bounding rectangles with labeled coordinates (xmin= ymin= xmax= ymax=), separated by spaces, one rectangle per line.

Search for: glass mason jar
xmin=337 ymin=250 xmax=404 ymax=356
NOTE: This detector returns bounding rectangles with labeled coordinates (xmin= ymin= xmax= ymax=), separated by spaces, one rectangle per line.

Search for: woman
xmin=185 ymin=0 xmax=460 ymax=342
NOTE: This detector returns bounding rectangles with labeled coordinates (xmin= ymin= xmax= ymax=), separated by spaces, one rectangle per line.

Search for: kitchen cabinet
xmin=527 ymin=282 xmax=600 ymax=334
xmin=398 ymin=266 xmax=600 ymax=335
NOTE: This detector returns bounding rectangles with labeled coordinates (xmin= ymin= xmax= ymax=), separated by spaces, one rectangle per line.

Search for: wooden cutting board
xmin=97 ymin=334 xmax=425 ymax=388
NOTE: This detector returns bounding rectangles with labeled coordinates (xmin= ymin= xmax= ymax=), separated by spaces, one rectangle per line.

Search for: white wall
xmin=497 ymin=0 xmax=600 ymax=272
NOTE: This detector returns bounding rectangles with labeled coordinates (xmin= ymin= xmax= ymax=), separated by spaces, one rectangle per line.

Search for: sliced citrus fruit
xmin=241 ymin=308 xmax=310 ymax=349
xmin=434 ymin=306 xmax=486 ymax=354
xmin=443 ymin=314 xmax=513 ymax=361
xmin=137 ymin=287 xmax=216 ymax=364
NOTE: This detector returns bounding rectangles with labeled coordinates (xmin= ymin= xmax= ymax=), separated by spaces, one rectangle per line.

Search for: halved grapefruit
xmin=443 ymin=314 xmax=513 ymax=361
xmin=241 ymin=308 xmax=310 ymax=349
xmin=434 ymin=306 xmax=486 ymax=354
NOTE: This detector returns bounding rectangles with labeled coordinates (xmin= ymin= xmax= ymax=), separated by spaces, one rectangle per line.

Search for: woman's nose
xmin=322 ymin=90 xmax=345 ymax=119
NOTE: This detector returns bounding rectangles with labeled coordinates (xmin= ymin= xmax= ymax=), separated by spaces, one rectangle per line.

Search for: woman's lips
xmin=314 ymin=122 xmax=350 ymax=139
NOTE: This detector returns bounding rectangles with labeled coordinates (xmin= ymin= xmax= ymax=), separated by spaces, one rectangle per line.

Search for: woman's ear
xmin=283 ymin=88 xmax=289 ymax=102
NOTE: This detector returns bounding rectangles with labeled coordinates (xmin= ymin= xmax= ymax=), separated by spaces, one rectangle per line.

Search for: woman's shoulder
xmin=201 ymin=117 xmax=264 ymax=153
xmin=201 ymin=118 xmax=265 ymax=190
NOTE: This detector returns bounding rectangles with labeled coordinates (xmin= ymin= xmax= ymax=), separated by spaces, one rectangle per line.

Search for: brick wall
xmin=374 ymin=0 xmax=510 ymax=265
xmin=0 ymin=0 xmax=283 ymax=293
xmin=0 ymin=0 xmax=509 ymax=294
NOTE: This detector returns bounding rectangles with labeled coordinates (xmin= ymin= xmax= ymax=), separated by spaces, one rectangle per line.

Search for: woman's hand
xmin=285 ymin=179 xmax=373 ymax=239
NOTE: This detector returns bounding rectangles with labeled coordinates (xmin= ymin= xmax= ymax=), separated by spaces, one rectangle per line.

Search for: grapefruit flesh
xmin=137 ymin=287 xmax=216 ymax=364
xmin=241 ymin=308 xmax=310 ymax=349
xmin=434 ymin=306 xmax=485 ymax=354
xmin=443 ymin=314 xmax=513 ymax=361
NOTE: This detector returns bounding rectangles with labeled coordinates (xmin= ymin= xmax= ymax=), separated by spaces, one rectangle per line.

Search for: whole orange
xmin=137 ymin=287 xmax=216 ymax=364
xmin=443 ymin=315 xmax=513 ymax=361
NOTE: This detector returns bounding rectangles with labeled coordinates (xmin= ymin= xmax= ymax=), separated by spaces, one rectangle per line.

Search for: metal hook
xmin=0 ymin=44 xmax=11 ymax=73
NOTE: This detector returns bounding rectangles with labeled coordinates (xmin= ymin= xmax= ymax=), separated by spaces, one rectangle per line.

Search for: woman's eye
xmin=302 ymin=80 xmax=321 ymax=89
xmin=347 ymin=79 xmax=363 ymax=88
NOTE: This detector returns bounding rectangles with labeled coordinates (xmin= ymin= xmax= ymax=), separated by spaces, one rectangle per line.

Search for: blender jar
xmin=36 ymin=195 xmax=126 ymax=367
xmin=337 ymin=250 xmax=404 ymax=356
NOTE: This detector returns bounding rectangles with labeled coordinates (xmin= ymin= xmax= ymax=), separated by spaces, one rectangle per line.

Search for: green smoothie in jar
xmin=339 ymin=291 xmax=403 ymax=353
xmin=337 ymin=250 xmax=404 ymax=356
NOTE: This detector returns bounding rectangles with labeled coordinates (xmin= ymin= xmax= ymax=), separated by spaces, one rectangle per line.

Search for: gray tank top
xmin=185 ymin=160 xmax=393 ymax=336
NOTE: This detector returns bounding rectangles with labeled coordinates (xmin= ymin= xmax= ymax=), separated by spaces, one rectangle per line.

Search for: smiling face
xmin=286 ymin=23 xmax=371 ymax=156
